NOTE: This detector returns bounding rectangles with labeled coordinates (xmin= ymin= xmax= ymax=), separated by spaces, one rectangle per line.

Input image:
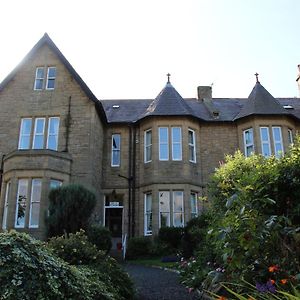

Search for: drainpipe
xmin=128 ymin=125 xmax=133 ymax=238
xmin=0 ymin=155 xmax=4 ymax=195
xmin=131 ymin=125 xmax=137 ymax=237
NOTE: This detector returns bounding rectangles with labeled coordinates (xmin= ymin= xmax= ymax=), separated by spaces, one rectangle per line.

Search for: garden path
xmin=123 ymin=263 xmax=199 ymax=300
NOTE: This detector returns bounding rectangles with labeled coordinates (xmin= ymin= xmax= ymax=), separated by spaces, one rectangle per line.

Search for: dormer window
xmin=34 ymin=67 xmax=56 ymax=90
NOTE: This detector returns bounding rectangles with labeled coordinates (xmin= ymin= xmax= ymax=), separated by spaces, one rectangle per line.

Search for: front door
xmin=105 ymin=208 xmax=123 ymax=250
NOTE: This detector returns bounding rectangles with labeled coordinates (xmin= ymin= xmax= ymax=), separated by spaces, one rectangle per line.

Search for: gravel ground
xmin=123 ymin=263 xmax=199 ymax=300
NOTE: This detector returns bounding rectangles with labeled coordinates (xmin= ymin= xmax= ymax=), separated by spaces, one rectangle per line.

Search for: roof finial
xmin=167 ymin=73 xmax=171 ymax=84
xmin=255 ymin=72 xmax=260 ymax=83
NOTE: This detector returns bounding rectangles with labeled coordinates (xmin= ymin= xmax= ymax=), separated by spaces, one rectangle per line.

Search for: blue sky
xmin=0 ymin=0 xmax=299 ymax=99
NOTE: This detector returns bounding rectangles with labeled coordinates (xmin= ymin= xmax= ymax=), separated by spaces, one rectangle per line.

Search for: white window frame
xmin=144 ymin=193 xmax=152 ymax=236
xmin=159 ymin=127 xmax=169 ymax=161
xmin=29 ymin=179 xmax=42 ymax=228
xmin=171 ymin=127 xmax=182 ymax=161
xmin=32 ymin=118 xmax=46 ymax=149
xmin=173 ymin=191 xmax=184 ymax=227
xmin=260 ymin=127 xmax=271 ymax=158
xmin=144 ymin=129 xmax=152 ymax=163
xmin=47 ymin=117 xmax=60 ymax=150
xmin=159 ymin=191 xmax=170 ymax=227
xmin=272 ymin=126 xmax=284 ymax=158
xmin=46 ymin=67 xmax=56 ymax=90
xmin=2 ymin=181 xmax=11 ymax=230
xmin=18 ymin=118 xmax=32 ymax=150
xmin=243 ymin=128 xmax=254 ymax=157
xmin=15 ymin=179 xmax=29 ymax=228
xmin=190 ymin=192 xmax=198 ymax=219
xmin=288 ymin=129 xmax=293 ymax=145
xmin=34 ymin=67 xmax=44 ymax=90
xmin=188 ymin=129 xmax=196 ymax=163
xmin=111 ymin=134 xmax=121 ymax=167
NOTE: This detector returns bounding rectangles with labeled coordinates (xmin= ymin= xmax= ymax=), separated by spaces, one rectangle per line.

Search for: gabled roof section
xmin=0 ymin=33 xmax=107 ymax=122
xmin=141 ymin=82 xmax=194 ymax=118
xmin=234 ymin=82 xmax=287 ymax=120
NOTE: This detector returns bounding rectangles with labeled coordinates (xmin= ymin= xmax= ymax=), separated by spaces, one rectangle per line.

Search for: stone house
xmin=0 ymin=34 xmax=300 ymax=246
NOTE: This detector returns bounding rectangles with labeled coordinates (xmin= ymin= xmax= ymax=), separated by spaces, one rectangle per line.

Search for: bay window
xmin=159 ymin=127 xmax=169 ymax=160
xmin=15 ymin=179 xmax=29 ymax=228
xmin=29 ymin=179 xmax=42 ymax=228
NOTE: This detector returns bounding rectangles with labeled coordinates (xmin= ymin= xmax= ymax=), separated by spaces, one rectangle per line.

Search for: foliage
xmin=181 ymin=212 xmax=212 ymax=258
xmin=158 ymin=226 xmax=183 ymax=250
xmin=87 ymin=224 xmax=112 ymax=254
xmin=48 ymin=229 xmax=103 ymax=265
xmin=180 ymin=139 xmax=300 ymax=296
xmin=126 ymin=236 xmax=152 ymax=259
xmin=0 ymin=230 xmax=115 ymax=300
xmin=46 ymin=184 xmax=96 ymax=238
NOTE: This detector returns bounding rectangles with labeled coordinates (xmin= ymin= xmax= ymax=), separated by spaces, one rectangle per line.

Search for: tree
xmin=47 ymin=184 xmax=96 ymax=238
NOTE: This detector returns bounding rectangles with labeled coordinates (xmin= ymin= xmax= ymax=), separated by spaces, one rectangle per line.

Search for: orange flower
xmin=217 ymin=297 xmax=227 ymax=300
xmin=268 ymin=265 xmax=279 ymax=272
xmin=280 ymin=279 xmax=288 ymax=284
xmin=269 ymin=279 xmax=275 ymax=285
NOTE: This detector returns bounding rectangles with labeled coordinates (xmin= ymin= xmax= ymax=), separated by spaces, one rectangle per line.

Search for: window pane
xmin=48 ymin=67 xmax=56 ymax=77
xmin=246 ymin=145 xmax=254 ymax=157
xmin=189 ymin=145 xmax=195 ymax=161
xmin=173 ymin=213 xmax=184 ymax=227
xmin=173 ymin=191 xmax=183 ymax=212
xmin=188 ymin=130 xmax=194 ymax=144
xmin=173 ymin=144 xmax=182 ymax=160
xmin=19 ymin=119 xmax=32 ymax=149
xmin=50 ymin=180 xmax=62 ymax=189
xmin=160 ymin=213 xmax=170 ymax=227
xmin=15 ymin=179 xmax=28 ymax=228
xmin=172 ymin=127 xmax=181 ymax=143
xmin=29 ymin=179 xmax=42 ymax=228
xmin=47 ymin=118 xmax=60 ymax=150
xmin=144 ymin=130 xmax=152 ymax=163
xmin=2 ymin=182 xmax=11 ymax=230
xmin=273 ymin=127 xmax=281 ymax=141
xmin=260 ymin=128 xmax=269 ymax=141
xmin=33 ymin=119 xmax=45 ymax=149
xmin=47 ymin=79 xmax=55 ymax=89
xmin=262 ymin=143 xmax=271 ymax=157
xmin=36 ymin=67 xmax=44 ymax=78
xmin=159 ymin=128 xmax=168 ymax=143
xmin=112 ymin=151 xmax=120 ymax=166
xmin=144 ymin=193 xmax=152 ymax=235
xmin=159 ymin=191 xmax=170 ymax=212
xmin=159 ymin=144 xmax=168 ymax=160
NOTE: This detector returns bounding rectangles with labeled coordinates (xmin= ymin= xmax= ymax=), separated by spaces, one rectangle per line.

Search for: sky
xmin=0 ymin=0 xmax=300 ymax=100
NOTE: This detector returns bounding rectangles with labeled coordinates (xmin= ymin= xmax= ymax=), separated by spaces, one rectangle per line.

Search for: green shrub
xmin=48 ymin=229 xmax=103 ymax=265
xmin=87 ymin=224 xmax=112 ymax=254
xmin=0 ymin=230 xmax=114 ymax=300
xmin=126 ymin=236 xmax=152 ymax=259
xmin=48 ymin=230 xmax=134 ymax=299
xmin=158 ymin=227 xmax=183 ymax=250
xmin=47 ymin=184 xmax=96 ymax=238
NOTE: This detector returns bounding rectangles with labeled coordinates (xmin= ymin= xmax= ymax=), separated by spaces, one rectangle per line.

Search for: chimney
xmin=297 ymin=65 xmax=300 ymax=97
xmin=197 ymin=86 xmax=212 ymax=100
xmin=197 ymin=85 xmax=219 ymax=119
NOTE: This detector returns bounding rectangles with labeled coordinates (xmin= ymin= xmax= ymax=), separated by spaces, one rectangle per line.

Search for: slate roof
xmin=234 ymin=82 xmax=288 ymax=120
xmin=0 ymin=33 xmax=107 ymax=122
xmin=141 ymin=82 xmax=194 ymax=118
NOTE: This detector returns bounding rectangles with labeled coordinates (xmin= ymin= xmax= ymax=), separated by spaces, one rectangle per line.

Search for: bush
xmin=48 ymin=230 xmax=134 ymax=299
xmin=48 ymin=229 xmax=103 ymax=265
xmin=87 ymin=224 xmax=112 ymax=254
xmin=181 ymin=212 xmax=212 ymax=258
xmin=126 ymin=236 xmax=152 ymax=259
xmin=0 ymin=230 xmax=114 ymax=300
xmin=158 ymin=227 xmax=183 ymax=250
xmin=47 ymin=184 xmax=96 ymax=238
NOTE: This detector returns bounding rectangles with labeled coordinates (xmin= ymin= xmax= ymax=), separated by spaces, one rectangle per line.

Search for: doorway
xmin=105 ymin=207 xmax=123 ymax=250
